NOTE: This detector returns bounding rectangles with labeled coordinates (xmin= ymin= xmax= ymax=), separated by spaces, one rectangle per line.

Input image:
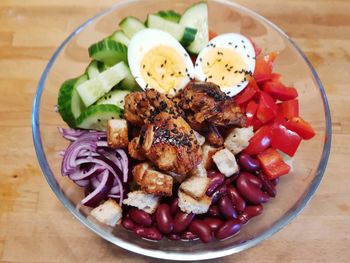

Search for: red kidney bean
xmin=210 ymin=184 xmax=228 ymax=204
xmin=257 ymin=173 xmax=276 ymax=197
xmin=203 ymin=217 xmax=223 ymax=232
xmin=208 ymin=205 xmax=220 ymax=217
xmin=271 ymin=177 xmax=280 ymax=186
xmin=215 ymin=219 xmax=241 ymax=240
xmin=155 ymin=204 xmax=174 ymax=234
xmin=169 ymin=198 xmax=179 ymax=217
xmin=238 ymin=154 xmax=260 ymax=172
xmin=173 ymin=211 xmax=195 ymax=233
xmin=189 ymin=219 xmax=213 ymax=243
xmin=167 ymin=233 xmax=181 ymax=241
xmin=122 ymin=218 xmax=136 ymax=231
xmin=227 ymin=187 xmax=246 ymax=212
xmin=218 ymin=196 xmax=237 ymax=219
xmin=236 ymin=172 xmax=270 ymax=204
xmin=206 ymin=171 xmax=225 ymax=195
xmin=238 ymin=205 xmax=263 ymax=224
xmin=134 ymin=226 xmax=162 ymax=241
xmin=223 ymin=175 xmax=238 ymax=186
xmin=180 ymin=231 xmax=199 ymax=241
xmin=129 ymin=209 xmax=153 ymax=227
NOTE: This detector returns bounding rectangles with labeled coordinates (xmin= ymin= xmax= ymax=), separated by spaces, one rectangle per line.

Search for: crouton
xmin=201 ymin=144 xmax=223 ymax=170
xmin=122 ymin=190 xmax=160 ymax=214
xmin=178 ymin=190 xmax=211 ymax=214
xmin=90 ymin=199 xmax=122 ymax=227
xmin=180 ymin=174 xmax=210 ymax=199
xmin=212 ymin=148 xmax=239 ymax=177
xmin=224 ymin=127 xmax=254 ymax=155
xmin=107 ymin=119 xmax=129 ymax=149
xmin=132 ymin=162 xmax=152 ymax=185
xmin=141 ymin=169 xmax=173 ymax=196
xmin=169 ymin=172 xmax=188 ymax=183
xmin=193 ymin=130 xmax=206 ymax=146
xmin=190 ymin=162 xmax=207 ymax=178
xmin=128 ymin=136 xmax=146 ymax=161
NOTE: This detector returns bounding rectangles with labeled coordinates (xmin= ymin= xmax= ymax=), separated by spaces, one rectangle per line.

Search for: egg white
xmin=194 ymin=33 xmax=256 ymax=96
xmin=128 ymin=28 xmax=194 ymax=96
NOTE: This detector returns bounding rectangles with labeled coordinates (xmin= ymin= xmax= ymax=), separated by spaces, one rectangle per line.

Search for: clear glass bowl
xmin=32 ymin=0 xmax=331 ymax=260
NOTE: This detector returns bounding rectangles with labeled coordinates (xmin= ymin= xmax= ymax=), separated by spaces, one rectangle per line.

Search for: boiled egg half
xmin=128 ymin=28 xmax=194 ymax=96
xmin=194 ymin=33 xmax=256 ymax=96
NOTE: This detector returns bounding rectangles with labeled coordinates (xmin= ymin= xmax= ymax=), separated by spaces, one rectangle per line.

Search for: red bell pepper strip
xmin=244 ymin=125 xmax=273 ymax=155
xmin=263 ymin=81 xmax=298 ymax=101
xmin=253 ymin=52 xmax=278 ymax=77
xmin=284 ymin=117 xmax=316 ymax=140
xmin=256 ymin=91 xmax=278 ymax=124
xmin=252 ymin=118 xmax=263 ymax=131
xmin=255 ymin=73 xmax=281 ymax=86
xmin=257 ymin=148 xmax=291 ymax=180
xmin=279 ymin=99 xmax=299 ymax=119
xmin=234 ymin=78 xmax=259 ymax=105
xmin=271 ymin=122 xmax=302 ymax=157
xmin=245 ymin=100 xmax=258 ymax=127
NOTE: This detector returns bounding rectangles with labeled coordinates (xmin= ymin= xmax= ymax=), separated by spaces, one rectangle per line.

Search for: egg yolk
xmin=201 ymin=47 xmax=247 ymax=88
xmin=140 ymin=45 xmax=186 ymax=94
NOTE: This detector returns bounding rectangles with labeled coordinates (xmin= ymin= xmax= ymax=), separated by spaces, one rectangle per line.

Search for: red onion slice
xmin=74 ymin=179 xmax=90 ymax=187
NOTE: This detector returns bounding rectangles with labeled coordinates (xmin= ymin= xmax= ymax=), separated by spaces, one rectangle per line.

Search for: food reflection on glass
xmin=57 ymin=1 xmax=316 ymax=243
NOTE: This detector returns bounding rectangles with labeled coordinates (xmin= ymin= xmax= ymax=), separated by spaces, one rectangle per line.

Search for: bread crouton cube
xmin=132 ymin=162 xmax=152 ymax=185
xmin=190 ymin=162 xmax=207 ymax=178
xmin=141 ymin=170 xmax=173 ymax=196
xmin=224 ymin=127 xmax=254 ymax=155
xmin=178 ymin=190 xmax=211 ymax=214
xmin=107 ymin=119 xmax=129 ymax=149
xmin=212 ymin=148 xmax=239 ymax=177
xmin=122 ymin=190 xmax=160 ymax=214
xmin=90 ymin=199 xmax=122 ymax=227
xmin=180 ymin=174 xmax=210 ymax=199
xmin=128 ymin=137 xmax=146 ymax=161
xmin=201 ymin=144 xmax=223 ymax=170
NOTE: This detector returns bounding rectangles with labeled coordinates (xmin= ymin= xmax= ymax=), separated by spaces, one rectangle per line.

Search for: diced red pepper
xmin=253 ymin=52 xmax=278 ymax=77
xmin=279 ymin=100 xmax=299 ymax=119
xmin=234 ymin=78 xmax=259 ymax=105
xmin=271 ymin=122 xmax=302 ymax=157
xmin=285 ymin=117 xmax=316 ymax=140
xmin=244 ymin=125 xmax=273 ymax=155
xmin=263 ymin=81 xmax=298 ymax=101
xmin=255 ymin=73 xmax=281 ymax=86
xmin=245 ymin=100 xmax=258 ymax=127
xmin=256 ymin=91 xmax=278 ymax=124
xmin=209 ymin=30 xmax=218 ymax=40
xmin=252 ymin=118 xmax=263 ymax=131
xmin=257 ymin=148 xmax=291 ymax=180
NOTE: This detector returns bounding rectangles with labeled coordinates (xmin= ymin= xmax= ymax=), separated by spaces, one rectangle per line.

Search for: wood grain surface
xmin=0 ymin=0 xmax=349 ymax=262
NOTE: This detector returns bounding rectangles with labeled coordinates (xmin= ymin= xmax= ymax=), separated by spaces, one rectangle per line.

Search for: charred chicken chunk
xmin=140 ymin=111 xmax=202 ymax=175
xmin=209 ymin=99 xmax=246 ymax=127
xmin=124 ymin=92 xmax=153 ymax=126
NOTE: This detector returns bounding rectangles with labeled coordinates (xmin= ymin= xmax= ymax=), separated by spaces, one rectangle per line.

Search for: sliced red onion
xmin=116 ymin=149 xmax=129 ymax=183
xmin=69 ymin=165 xmax=103 ymax=181
xmin=74 ymin=179 xmax=90 ymax=187
xmin=108 ymin=194 xmax=121 ymax=199
xmin=81 ymin=170 xmax=114 ymax=207
xmin=91 ymin=177 xmax=101 ymax=189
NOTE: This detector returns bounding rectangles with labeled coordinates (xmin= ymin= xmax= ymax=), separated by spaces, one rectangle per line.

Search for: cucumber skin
xmin=88 ymin=39 xmax=128 ymax=66
xmin=156 ymin=10 xmax=181 ymax=23
xmin=180 ymin=27 xmax=198 ymax=47
xmin=76 ymin=104 xmax=123 ymax=131
xmin=58 ymin=76 xmax=86 ymax=128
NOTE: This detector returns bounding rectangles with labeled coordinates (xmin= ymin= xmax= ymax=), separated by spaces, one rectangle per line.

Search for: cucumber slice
xmin=86 ymin=61 xmax=100 ymax=79
xmin=118 ymin=66 xmax=141 ymax=91
xmin=146 ymin=14 xmax=197 ymax=47
xmin=156 ymin=10 xmax=181 ymax=23
xmin=97 ymin=90 xmax=130 ymax=109
xmin=119 ymin=17 xmax=146 ymax=38
xmin=57 ymin=75 xmax=87 ymax=127
xmin=179 ymin=2 xmax=209 ymax=54
xmin=77 ymin=62 xmax=129 ymax=107
xmin=76 ymin=104 xmax=123 ymax=131
xmin=88 ymin=38 xmax=127 ymax=66
xmin=110 ymin=30 xmax=130 ymax=47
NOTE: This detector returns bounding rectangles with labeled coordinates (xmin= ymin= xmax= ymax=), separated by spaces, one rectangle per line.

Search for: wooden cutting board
xmin=1 ymin=0 xmax=349 ymax=262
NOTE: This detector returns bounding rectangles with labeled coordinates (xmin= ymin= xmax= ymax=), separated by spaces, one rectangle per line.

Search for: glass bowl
xmin=32 ymin=0 xmax=331 ymax=260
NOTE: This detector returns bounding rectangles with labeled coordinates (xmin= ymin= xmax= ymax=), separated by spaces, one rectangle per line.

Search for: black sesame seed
xmin=247 ymin=54 xmax=250 ymax=58
xmin=241 ymin=40 xmax=245 ymax=43
xmin=225 ymin=64 xmax=228 ymax=67
xmin=164 ymin=60 xmax=167 ymax=64
xmin=147 ymin=72 xmax=151 ymax=77
xmin=235 ymin=45 xmax=238 ymax=48
xmin=185 ymin=68 xmax=188 ymax=72
xmin=218 ymin=59 xmax=222 ymax=62
xmin=222 ymin=76 xmax=225 ymax=80
xmin=161 ymin=64 xmax=164 ymax=68
xmin=171 ymin=73 xmax=175 ymax=76
xmin=97 ymin=119 xmax=101 ymax=122
xmin=208 ymin=75 xmax=212 ymax=79
xmin=228 ymin=42 xmax=233 ymax=45
xmin=109 ymin=95 xmax=112 ymax=99
xmin=234 ymin=70 xmax=238 ymax=73
xmin=145 ymin=84 xmax=149 ymax=88
xmin=143 ymin=64 xmax=146 ymax=69
xmin=204 ymin=77 xmax=208 ymax=82
xmin=162 ymin=75 xmax=164 ymax=79
xmin=243 ymin=45 xmax=246 ymax=49
xmin=196 ymin=63 xmax=198 ymax=66
xmin=200 ymin=58 xmax=203 ymax=62
xmin=120 ymin=100 xmax=123 ymax=103
xmin=111 ymin=117 xmax=114 ymax=119
xmin=207 ymin=62 xmax=210 ymax=66
xmin=178 ymin=71 xmax=181 ymax=75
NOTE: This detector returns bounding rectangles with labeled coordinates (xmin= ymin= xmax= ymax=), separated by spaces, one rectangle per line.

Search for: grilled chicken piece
xmin=124 ymin=92 xmax=153 ymax=126
xmin=140 ymin=111 xmax=202 ymax=175
xmin=128 ymin=137 xmax=146 ymax=161
xmin=206 ymin=125 xmax=224 ymax=147
xmin=177 ymin=82 xmax=246 ymax=127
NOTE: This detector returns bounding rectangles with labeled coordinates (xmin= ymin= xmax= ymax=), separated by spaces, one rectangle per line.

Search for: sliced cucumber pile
xmin=57 ymin=75 xmax=87 ymax=127
xmin=119 ymin=17 xmax=146 ymax=38
xmin=76 ymin=104 xmax=123 ymax=131
xmin=88 ymin=38 xmax=128 ymax=66
xmin=179 ymin=2 xmax=209 ymax=54
xmin=97 ymin=90 xmax=130 ymax=109
xmin=85 ymin=61 xmax=100 ymax=79
xmin=77 ymin=61 xmax=129 ymax=107
xmin=110 ymin=30 xmax=130 ymax=47
xmin=146 ymin=14 xmax=197 ymax=47
xmin=156 ymin=10 xmax=181 ymax=23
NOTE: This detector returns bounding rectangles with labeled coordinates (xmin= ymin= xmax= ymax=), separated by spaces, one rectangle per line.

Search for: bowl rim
xmin=32 ymin=0 xmax=332 ymax=260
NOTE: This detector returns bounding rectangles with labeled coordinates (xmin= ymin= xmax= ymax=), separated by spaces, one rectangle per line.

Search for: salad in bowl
xmin=56 ymin=1 xmax=316 ymax=244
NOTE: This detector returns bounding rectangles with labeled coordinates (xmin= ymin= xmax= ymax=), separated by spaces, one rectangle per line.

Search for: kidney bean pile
xmin=122 ymin=159 xmax=277 ymax=243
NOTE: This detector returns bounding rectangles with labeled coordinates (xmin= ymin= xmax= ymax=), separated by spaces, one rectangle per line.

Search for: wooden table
xmin=0 ymin=0 xmax=349 ymax=262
